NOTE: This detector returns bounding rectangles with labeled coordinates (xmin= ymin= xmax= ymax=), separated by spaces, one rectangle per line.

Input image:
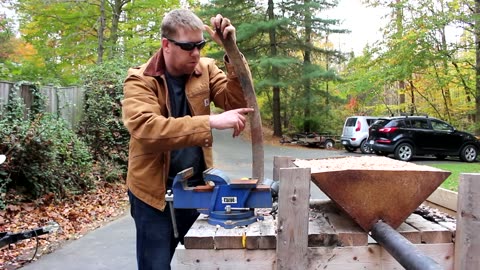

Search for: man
xmin=121 ymin=9 xmax=253 ymax=270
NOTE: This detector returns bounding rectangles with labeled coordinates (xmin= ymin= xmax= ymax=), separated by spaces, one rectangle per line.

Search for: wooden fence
xmin=0 ymin=81 xmax=84 ymax=128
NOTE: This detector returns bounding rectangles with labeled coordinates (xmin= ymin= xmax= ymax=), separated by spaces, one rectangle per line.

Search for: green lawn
xmin=427 ymin=162 xmax=480 ymax=192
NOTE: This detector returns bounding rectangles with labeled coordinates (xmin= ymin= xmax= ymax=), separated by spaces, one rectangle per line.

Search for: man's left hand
xmin=204 ymin=14 xmax=236 ymax=46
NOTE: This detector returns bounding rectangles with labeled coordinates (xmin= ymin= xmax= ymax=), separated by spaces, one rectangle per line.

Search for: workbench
xmin=171 ymin=156 xmax=478 ymax=269
xmin=171 ymin=200 xmax=455 ymax=269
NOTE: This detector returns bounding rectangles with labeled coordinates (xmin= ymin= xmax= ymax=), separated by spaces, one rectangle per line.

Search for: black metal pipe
xmin=370 ymin=220 xmax=442 ymax=270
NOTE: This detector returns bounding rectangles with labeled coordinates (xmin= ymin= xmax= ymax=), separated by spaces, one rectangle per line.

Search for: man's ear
xmin=162 ymin=38 xmax=169 ymax=51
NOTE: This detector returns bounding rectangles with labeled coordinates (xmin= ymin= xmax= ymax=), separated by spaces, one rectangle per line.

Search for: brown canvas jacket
xmin=122 ymin=48 xmax=249 ymax=211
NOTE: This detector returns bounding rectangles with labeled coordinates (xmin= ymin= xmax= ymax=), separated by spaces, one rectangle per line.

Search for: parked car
xmin=340 ymin=116 xmax=379 ymax=153
xmin=367 ymin=115 xmax=480 ymax=162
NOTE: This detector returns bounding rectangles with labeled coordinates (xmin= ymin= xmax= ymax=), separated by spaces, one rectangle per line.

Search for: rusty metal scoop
xmin=309 ymin=168 xmax=451 ymax=231
xmin=296 ymin=156 xmax=451 ymax=270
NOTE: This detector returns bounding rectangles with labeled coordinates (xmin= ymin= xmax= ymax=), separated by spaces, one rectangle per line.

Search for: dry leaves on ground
xmin=0 ymin=182 xmax=129 ymax=270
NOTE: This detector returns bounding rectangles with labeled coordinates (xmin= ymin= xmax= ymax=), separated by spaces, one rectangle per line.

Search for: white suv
xmin=340 ymin=116 xmax=379 ymax=154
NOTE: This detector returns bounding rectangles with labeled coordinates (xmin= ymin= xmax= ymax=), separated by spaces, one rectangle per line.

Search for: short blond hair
xmin=161 ymin=9 xmax=204 ymax=39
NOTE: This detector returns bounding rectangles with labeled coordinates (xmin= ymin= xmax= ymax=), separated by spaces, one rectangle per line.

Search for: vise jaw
xmin=171 ymin=167 xmax=273 ymax=228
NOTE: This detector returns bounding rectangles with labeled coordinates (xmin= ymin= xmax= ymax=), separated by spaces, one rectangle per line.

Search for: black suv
xmin=367 ymin=116 xmax=480 ymax=162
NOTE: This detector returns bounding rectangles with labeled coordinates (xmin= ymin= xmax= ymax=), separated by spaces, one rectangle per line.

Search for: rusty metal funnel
xmin=294 ymin=156 xmax=451 ymax=232
xmin=295 ymin=156 xmax=451 ymax=270
xmin=296 ymin=157 xmax=451 ymax=231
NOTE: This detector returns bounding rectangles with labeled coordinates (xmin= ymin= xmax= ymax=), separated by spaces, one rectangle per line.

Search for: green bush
xmin=0 ymin=84 xmax=94 ymax=208
xmin=76 ymin=60 xmax=131 ymax=182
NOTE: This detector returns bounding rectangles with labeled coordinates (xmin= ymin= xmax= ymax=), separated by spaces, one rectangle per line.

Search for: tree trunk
xmin=268 ymin=0 xmax=282 ymax=137
xmin=475 ymin=0 xmax=480 ymax=134
xmin=108 ymin=0 xmax=123 ymax=59
xmin=439 ymin=6 xmax=452 ymax=122
xmin=97 ymin=0 xmax=106 ymax=64
xmin=395 ymin=0 xmax=406 ymax=114
xmin=303 ymin=0 xmax=312 ymax=132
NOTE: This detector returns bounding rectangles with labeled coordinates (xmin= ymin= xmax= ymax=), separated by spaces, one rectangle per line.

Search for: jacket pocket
xmin=128 ymin=153 xmax=166 ymax=195
xmin=188 ymin=88 xmax=211 ymax=116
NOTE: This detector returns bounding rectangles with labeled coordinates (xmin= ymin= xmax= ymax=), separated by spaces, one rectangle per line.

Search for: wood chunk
xmin=172 ymin=246 xmax=277 ymax=269
xmin=308 ymin=245 xmax=383 ymax=270
xmin=454 ymin=173 xmax=480 ymax=270
xmin=245 ymin=215 xmax=276 ymax=249
xmin=276 ymin=167 xmax=311 ymax=270
xmin=438 ymin=221 xmax=456 ymax=233
xmin=183 ymin=214 xmax=215 ymax=249
xmin=323 ymin=207 xmax=368 ymax=246
xmin=308 ymin=211 xmax=339 ymax=247
xmin=405 ymin=213 xmax=453 ymax=243
xmin=396 ymin=222 xmax=421 ymax=244
xmin=214 ymin=226 xmax=246 ymax=249
xmin=310 ymin=199 xmax=368 ymax=246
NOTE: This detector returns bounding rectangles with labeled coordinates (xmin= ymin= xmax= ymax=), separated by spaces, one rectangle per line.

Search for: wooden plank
xmin=245 ymin=215 xmax=276 ymax=250
xmin=172 ymin=245 xmax=277 ymax=269
xmin=323 ymin=206 xmax=368 ymax=246
xmin=310 ymin=199 xmax=368 ymax=246
xmin=405 ymin=213 xmax=453 ymax=244
xmin=273 ymin=156 xmax=294 ymax=181
xmin=426 ymin=187 xmax=458 ymax=213
xmin=308 ymin=209 xmax=339 ymax=246
xmin=307 ymin=245 xmax=382 ymax=270
xmin=276 ymin=167 xmax=310 ymax=270
xmin=454 ymin=173 xmax=480 ymax=270
xmin=214 ymin=225 xmax=246 ymax=249
xmin=183 ymin=214 xmax=216 ymax=249
xmin=438 ymin=221 xmax=456 ymax=232
xmin=396 ymin=222 xmax=421 ymax=244
xmin=380 ymin=243 xmax=454 ymax=270
xmin=172 ymin=243 xmax=454 ymax=270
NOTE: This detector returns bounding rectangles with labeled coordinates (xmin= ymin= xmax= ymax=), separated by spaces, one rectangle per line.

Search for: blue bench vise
xmin=169 ymin=167 xmax=274 ymax=229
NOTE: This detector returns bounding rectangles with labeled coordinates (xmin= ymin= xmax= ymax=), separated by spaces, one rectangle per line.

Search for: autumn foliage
xmin=0 ymin=182 xmax=128 ymax=269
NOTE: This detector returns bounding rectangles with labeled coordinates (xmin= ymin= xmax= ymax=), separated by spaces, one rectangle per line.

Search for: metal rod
xmin=168 ymin=201 xmax=179 ymax=239
xmin=165 ymin=190 xmax=179 ymax=238
xmin=370 ymin=220 xmax=442 ymax=270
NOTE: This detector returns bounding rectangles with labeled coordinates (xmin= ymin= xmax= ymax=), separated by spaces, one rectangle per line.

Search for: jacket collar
xmin=143 ymin=48 xmax=203 ymax=77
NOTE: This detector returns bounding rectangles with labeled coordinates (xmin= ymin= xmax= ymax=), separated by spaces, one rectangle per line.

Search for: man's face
xmin=163 ymin=28 xmax=205 ymax=76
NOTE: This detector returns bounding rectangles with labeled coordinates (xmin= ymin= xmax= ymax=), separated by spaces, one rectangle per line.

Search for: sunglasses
xmin=166 ymin=37 xmax=207 ymax=51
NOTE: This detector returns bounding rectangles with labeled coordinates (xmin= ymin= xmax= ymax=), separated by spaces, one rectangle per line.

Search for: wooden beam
xmin=276 ymin=167 xmax=310 ymax=270
xmin=183 ymin=214 xmax=215 ymax=249
xmin=172 ymin=246 xmax=277 ymax=269
xmin=426 ymin=187 xmax=458 ymax=216
xmin=273 ymin=156 xmax=294 ymax=181
xmin=454 ymin=173 xmax=480 ymax=270
xmin=405 ymin=213 xmax=453 ymax=244
xmin=172 ymin=243 xmax=454 ymax=269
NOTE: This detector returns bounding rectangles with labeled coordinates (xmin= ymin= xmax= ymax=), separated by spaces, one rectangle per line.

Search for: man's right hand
xmin=209 ymin=108 xmax=254 ymax=137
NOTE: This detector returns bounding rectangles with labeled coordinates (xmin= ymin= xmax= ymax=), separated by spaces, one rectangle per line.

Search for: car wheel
xmin=460 ymin=144 xmax=478 ymax=162
xmin=435 ymin=154 xmax=447 ymax=160
xmin=394 ymin=143 xmax=414 ymax=161
xmin=360 ymin=140 xmax=372 ymax=154
xmin=344 ymin=146 xmax=356 ymax=152
xmin=324 ymin=140 xmax=334 ymax=149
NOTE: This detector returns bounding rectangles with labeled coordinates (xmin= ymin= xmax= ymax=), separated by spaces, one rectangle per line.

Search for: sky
xmin=324 ymin=0 xmax=390 ymax=55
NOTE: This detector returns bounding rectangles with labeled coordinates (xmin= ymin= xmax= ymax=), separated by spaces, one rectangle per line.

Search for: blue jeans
xmin=128 ymin=190 xmax=199 ymax=270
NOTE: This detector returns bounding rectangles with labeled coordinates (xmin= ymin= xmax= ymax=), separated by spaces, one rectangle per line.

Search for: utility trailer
xmin=296 ymin=132 xmax=339 ymax=149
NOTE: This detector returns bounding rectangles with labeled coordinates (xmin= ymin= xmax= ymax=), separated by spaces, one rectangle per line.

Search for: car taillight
xmin=379 ymin=127 xmax=398 ymax=133
xmin=355 ymin=121 xmax=361 ymax=131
